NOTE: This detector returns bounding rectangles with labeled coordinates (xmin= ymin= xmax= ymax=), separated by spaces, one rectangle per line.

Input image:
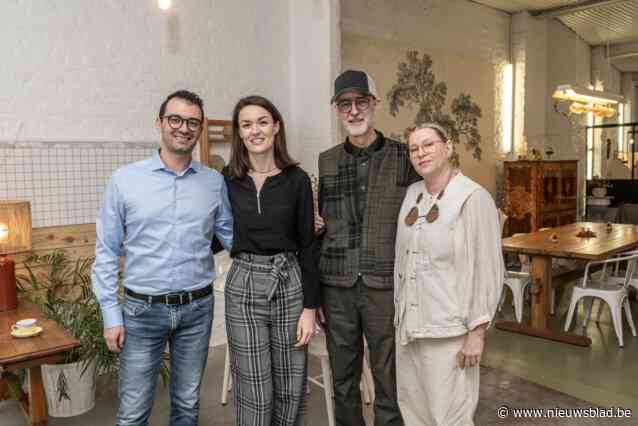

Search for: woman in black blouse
xmin=223 ymin=95 xmax=318 ymax=426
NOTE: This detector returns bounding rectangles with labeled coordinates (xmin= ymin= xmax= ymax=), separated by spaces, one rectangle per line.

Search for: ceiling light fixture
xmin=553 ymin=84 xmax=624 ymax=118
xmin=158 ymin=0 xmax=172 ymax=11
xmin=552 ymin=84 xmax=623 ymax=105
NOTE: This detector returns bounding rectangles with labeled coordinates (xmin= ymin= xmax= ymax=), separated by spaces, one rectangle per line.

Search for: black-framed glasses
xmin=162 ymin=114 xmax=203 ymax=131
xmin=335 ymin=97 xmax=372 ymax=114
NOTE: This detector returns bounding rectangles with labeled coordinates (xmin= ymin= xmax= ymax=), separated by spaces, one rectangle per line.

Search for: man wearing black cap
xmin=316 ymin=70 xmax=418 ymax=425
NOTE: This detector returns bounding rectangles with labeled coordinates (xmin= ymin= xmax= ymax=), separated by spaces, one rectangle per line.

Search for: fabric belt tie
xmin=267 ymin=253 xmax=290 ymax=301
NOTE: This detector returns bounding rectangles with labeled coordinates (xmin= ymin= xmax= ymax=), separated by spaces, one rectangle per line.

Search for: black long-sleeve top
xmin=223 ymin=166 xmax=319 ymax=308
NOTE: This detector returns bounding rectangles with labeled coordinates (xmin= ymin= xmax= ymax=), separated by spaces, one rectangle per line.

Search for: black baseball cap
xmin=331 ymin=70 xmax=379 ymax=103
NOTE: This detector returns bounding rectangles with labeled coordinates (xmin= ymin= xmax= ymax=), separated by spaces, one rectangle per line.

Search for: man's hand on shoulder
xmin=104 ymin=326 xmax=125 ymax=353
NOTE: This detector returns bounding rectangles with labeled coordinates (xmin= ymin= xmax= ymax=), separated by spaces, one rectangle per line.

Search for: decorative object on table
xmin=10 ymin=317 xmax=41 ymax=338
xmin=550 ymin=233 xmax=559 ymax=243
xmin=13 ymin=317 xmax=37 ymax=328
xmin=544 ymin=146 xmax=555 ymax=159
xmin=16 ymin=250 xmax=170 ymax=417
xmin=516 ymin=135 xmax=529 ymax=160
xmin=530 ymin=148 xmax=543 ymax=160
xmin=590 ymin=176 xmax=612 ymax=198
xmin=606 ymin=223 xmax=613 ymax=233
xmin=10 ymin=324 xmax=43 ymax=338
xmin=576 ymin=227 xmax=597 ymax=238
xmin=0 ymin=201 xmax=32 ymax=312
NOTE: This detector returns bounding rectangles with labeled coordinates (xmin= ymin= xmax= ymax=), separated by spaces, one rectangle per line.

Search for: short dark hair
xmin=158 ymin=90 xmax=204 ymax=120
xmin=229 ymin=95 xmax=298 ymax=179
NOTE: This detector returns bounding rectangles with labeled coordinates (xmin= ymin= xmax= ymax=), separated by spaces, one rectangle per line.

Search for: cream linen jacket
xmin=393 ymin=174 xmax=504 ymax=345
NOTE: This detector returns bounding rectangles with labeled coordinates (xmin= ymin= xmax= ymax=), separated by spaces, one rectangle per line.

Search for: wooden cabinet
xmin=504 ymin=160 xmax=578 ymax=235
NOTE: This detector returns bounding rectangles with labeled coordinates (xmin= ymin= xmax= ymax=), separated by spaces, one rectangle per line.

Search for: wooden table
xmin=0 ymin=302 xmax=80 ymax=426
xmin=497 ymin=222 xmax=638 ymax=347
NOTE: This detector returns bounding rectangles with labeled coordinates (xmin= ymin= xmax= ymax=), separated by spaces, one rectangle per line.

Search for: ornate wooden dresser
xmin=504 ymin=160 xmax=578 ymax=236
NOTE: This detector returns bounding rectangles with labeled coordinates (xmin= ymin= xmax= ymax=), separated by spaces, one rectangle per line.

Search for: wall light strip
xmin=501 ymin=64 xmax=513 ymax=154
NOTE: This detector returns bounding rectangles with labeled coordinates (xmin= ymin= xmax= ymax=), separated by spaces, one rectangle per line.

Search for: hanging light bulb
xmin=158 ymin=0 xmax=172 ymax=10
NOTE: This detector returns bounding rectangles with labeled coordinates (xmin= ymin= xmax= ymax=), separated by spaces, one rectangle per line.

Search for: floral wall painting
xmin=342 ymin=33 xmax=498 ymax=195
xmin=386 ymin=50 xmax=483 ymax=167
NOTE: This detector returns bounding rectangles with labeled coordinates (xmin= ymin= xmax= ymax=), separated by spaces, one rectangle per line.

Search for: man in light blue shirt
xmin=92 ymin=90 xmax=233 ymax=426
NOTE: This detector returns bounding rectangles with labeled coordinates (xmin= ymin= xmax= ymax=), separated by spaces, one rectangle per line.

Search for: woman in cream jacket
xmin=394 ymin=123 xmax=504 ymax=425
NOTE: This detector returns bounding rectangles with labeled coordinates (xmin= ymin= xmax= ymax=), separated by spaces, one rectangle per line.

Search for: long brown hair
xmin=228 ymin=95 xmax=298 ymax=179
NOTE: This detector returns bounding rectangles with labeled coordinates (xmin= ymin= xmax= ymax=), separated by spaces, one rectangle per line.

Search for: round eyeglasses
xmin=163 ymin=114 xmax=203 ymax=132
xmin=335 ymin=97 xmax=372 ymax=114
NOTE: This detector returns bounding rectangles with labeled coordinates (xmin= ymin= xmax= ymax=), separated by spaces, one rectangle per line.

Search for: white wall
xmin=0 ymin=1 xmax=290 ymax=143
xmin=0 ymin=0 xmax=339 ymax=226
xmin=545 ymin=18 xmax=591 ymax=162
xmin=288 ymin=0 xmax=340 ymax=175
xmin=342 ymin=0 xmax=509 ymax=63
xmin=341 ymin=0 xmax=510 ymax=196
xmin=0 ymin=0 xmax=338 ymax=174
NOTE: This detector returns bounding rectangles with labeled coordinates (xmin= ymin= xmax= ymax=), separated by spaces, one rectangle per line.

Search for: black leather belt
xmin=124 ymin=285 xmax=213 ymax=305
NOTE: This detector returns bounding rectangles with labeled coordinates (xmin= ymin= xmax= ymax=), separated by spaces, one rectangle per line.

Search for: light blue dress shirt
xmin=91 ymin=150 xmax=233 ymax=328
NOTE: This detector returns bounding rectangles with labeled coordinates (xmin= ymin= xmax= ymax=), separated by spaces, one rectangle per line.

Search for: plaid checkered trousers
xmin=225 ymin=252 xmax=307 ymax=426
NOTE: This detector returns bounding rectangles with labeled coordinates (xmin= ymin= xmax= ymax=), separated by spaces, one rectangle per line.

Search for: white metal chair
xmin=499 ymin=233 xmax=531 ymax=323
xmin=564 ymin=252 xmax=638 ymax=347
xmin=595 ymin=249 xmax=638 ymax=323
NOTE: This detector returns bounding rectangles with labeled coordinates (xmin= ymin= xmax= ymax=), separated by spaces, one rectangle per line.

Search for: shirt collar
xmin=344 ymin=130 xmax=385 ymax=157
xmin=148 ymin=149 xmax=200 ymax=175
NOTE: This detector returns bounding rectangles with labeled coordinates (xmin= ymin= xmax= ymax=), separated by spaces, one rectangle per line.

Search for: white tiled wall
xmin=0 ymin=142 xmax=155 ymax=227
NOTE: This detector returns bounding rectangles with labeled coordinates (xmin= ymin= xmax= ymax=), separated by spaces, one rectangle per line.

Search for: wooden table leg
xmin=0 ymin=377 xmax=8 ymax=401
xmin=27 ymin=366 xmax=48 ymax=426
xmin=496 ymin=254 xmax=592 ymax=347
xmin=530 ymin=255 xmax=552 ymax=328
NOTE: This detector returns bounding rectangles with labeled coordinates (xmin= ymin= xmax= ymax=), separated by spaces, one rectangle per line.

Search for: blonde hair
xmin=403 ymin=122 xmax=450 ymax=144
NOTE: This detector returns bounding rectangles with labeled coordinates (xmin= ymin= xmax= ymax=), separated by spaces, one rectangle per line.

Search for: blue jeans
xmin=117 ymin=293 xmax=214 ymax=426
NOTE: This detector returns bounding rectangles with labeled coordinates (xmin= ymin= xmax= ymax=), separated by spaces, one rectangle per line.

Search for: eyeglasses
xmin=335 ymin=97 xmax=372 ymax=114
xmin=408 ymin=139 xmax=445 ymax=157
xmin=162 ymin=114 xmax=203 ymax=131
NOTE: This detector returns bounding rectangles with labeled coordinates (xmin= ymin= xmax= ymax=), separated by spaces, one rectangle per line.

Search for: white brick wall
xmin=1 ymin=0 xmax=339 ymax=226
xmin=0 ymin=0 xmax=295 ymax=143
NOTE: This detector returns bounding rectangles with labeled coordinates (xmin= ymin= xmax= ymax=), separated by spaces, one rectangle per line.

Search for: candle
xmin=0 ymin=223 xmax=8 ymax=243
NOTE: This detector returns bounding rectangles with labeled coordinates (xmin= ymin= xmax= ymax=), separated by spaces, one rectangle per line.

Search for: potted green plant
xmin=15 ymin=250 xmax=168 ymax=417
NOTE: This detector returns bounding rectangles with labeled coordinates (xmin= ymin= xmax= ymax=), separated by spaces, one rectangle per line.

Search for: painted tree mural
xmin=387 ymin=50 xmax=483 ymax=166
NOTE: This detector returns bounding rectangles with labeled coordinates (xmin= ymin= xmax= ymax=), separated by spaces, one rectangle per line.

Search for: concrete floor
xmin=483 ymin=283 xmax=638 ymax=416
xmin=3 ymin=345 xmax=634 ymax=426
xmin=2 ymin=283 xmax=637 ymax=425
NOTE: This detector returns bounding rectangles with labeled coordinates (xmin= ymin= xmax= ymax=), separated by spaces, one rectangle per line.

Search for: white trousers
xmin=396 ymin=335 xmax=479 ymax=426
